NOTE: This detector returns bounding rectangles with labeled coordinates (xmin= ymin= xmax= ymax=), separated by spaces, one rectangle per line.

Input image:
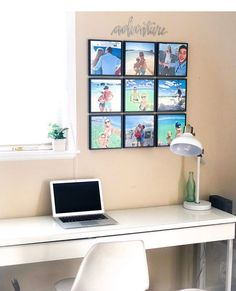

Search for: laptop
xmin=50 ymin=178 xmax=117 ymax=229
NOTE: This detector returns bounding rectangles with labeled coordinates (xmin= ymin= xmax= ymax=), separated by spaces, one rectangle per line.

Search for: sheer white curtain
xmin=0 ymin=5 xmax=67 ymax=146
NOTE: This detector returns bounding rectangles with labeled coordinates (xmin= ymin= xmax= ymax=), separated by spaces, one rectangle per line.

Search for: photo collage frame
xmin=88 ymin=39 xmax=188 ymax=149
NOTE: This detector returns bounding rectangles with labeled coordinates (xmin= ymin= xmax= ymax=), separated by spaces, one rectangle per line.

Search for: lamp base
xmin=183 ymin=200 xmax=211 ymax=211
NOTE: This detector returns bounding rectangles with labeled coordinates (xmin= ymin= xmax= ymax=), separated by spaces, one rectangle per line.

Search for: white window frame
xmin=0 ymin=11 xmax=78 ymax=161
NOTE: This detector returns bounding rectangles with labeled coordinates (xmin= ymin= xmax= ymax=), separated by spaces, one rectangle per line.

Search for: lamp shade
xmin=170 ymin=133 xmax=203 ymax=157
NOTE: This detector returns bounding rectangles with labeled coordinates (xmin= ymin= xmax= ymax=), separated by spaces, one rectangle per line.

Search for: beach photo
xmin=158 ymin=42 xmax=188 ymax=77
xmin=157 ymin=79 xmax=187 ymax=112
xmin=89 ymin=40 xmax=122 ymax=76
xmin=124 ymin=115 xmax=155 ymax=148
xmin=124 ymin=79 xmax=155 ymax=112
xmin=89 ymin=79 xmax=122 ymax=113
xmin=89 ymin=115 xmax=122 ymax=150
xmin=157 ymin=114 xmax=186 ymax=147
xmin=124 ymin=41 xmax=155 ymax=76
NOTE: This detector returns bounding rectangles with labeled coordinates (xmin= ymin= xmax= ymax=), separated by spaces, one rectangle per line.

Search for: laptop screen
xmin=50 ymin=179 xmax=104 ymax=217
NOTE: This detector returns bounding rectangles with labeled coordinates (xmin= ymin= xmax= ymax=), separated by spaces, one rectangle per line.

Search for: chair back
xmin=71 ymin=240 xmax=149 ymax=291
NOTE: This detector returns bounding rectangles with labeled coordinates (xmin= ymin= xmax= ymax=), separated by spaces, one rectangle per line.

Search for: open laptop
xmin=50 ymin=179 xmax=117 ymax=229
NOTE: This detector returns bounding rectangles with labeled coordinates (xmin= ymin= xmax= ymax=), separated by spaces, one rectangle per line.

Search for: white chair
xmin=55 ymin=240 xmax=149 ymax=291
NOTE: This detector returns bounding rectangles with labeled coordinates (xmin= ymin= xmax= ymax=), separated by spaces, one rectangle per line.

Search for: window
xmin=0 ymin=7 xmax=76 ymax=157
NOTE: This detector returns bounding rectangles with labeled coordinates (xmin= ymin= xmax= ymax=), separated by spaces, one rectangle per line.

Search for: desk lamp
xmin=170 ymin=124 xmax=211 ymax=211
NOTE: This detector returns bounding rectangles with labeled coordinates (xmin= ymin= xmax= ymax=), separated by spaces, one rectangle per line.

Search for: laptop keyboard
xmin=59 ymin=214 xmax=108 ymax=223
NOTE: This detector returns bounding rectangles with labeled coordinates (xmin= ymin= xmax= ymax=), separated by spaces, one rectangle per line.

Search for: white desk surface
xmin=1 ymin=205 xmax=235 ymax=290
xmin=0 ymin=205 xmax=236 ymax=247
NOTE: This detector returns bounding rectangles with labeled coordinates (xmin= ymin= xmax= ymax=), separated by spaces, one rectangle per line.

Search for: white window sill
xmin=0 ymin=150 xmax=80 ymax=161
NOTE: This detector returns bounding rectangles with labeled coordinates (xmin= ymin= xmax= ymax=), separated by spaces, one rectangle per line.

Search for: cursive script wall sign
xmin=111 ymin=16 xmax=168 ymax=38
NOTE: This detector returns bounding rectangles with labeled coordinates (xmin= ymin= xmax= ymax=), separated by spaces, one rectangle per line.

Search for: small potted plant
xmin=48 ymin=123 xmax=68 ymax=151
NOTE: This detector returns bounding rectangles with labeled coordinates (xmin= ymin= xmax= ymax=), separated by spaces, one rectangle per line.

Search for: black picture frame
xmin=157 ymin=113 xmax=186 ymax=147
xmin=124 ymin=78 xmax=155 ymax=113
xmin=157 ymin=78 xmax=187 ymax=112
xmin=89 ymin=78 xmax=122 ymax=113
xmin=157 ymin=42 xmax=188 ymax=77
xmin=88 ymin=39 xmax=122 ymax=76
xmin=124 ymin=114 xmax=155 ymax=148
xmin=124 ymin=41 xmax=156 ymax=76
xmin=89 ymin=115 xmax=123 ymax=150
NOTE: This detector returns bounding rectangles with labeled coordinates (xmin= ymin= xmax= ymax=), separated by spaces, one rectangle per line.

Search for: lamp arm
xmin=195 ymin=155 xmax=201 ymax=204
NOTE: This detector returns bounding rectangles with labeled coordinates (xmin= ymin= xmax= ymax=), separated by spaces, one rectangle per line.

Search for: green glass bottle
xmin=185 ymin=171 xmax=196 ymax=202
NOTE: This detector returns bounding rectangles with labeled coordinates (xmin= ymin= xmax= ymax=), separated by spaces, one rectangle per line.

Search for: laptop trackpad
xmin=79 ymin=221 xmax=99 ymax=226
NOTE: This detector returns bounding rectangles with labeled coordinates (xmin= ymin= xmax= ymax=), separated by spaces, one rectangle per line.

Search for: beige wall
xmin=2 ymin=11 xmax=236 ymax=220
xmin=1 ymin=12 xmax=236 ymax=291
xmin=75 ymin=12 xmax=236 ymax=211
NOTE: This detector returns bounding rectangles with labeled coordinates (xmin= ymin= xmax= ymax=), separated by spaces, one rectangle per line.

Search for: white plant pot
xmin=52 ymin=139 xmax=66 ymax=151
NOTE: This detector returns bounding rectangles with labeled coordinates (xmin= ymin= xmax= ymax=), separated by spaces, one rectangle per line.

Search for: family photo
xmin=89 ymin=79 xmax=122 ymax=113
xmin=89 ymin=115 xmax=122 ymax=149
xmin=158 ymin=42 xmax=188 ymax=77
xmin=157 ymin=79 xmax=187 ymax=112
xmin=157 ymin=114 xmax=186 ymax=147
xmin=125 ymin=41 xmax=155 ymax=76
xmin=124 ymin=115 xmax=155 ymax=148
xmin=124 ymin=79 xmax=155 ymax=112
xmin=89 ymin=40 xmax=122 ymax=76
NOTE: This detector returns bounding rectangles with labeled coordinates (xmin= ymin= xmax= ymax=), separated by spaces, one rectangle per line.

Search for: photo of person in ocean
xmin=124 ymin=79 xmax=155 ymax=112
xmin=125 ymin=41 xmax=155 ymax=76
xmin=90 ymin=115 xmax=122 ymax=149
xmin=157 ymin=114 xmax=186 ymax=147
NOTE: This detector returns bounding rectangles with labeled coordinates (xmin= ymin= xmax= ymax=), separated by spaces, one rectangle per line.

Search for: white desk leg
xmin=198 ymin=243 xmax=206 ymax=289
xmin=225 ymin=239 xmax=233 ymax=291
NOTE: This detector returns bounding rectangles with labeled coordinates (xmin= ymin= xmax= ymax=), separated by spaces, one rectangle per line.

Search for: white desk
xmin=0 ymin=205 xmax=235 ymax=290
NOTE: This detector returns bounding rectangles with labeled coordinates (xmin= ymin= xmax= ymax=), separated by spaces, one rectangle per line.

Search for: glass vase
xmin=185 ymin=171 xmax=196 ymax=202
